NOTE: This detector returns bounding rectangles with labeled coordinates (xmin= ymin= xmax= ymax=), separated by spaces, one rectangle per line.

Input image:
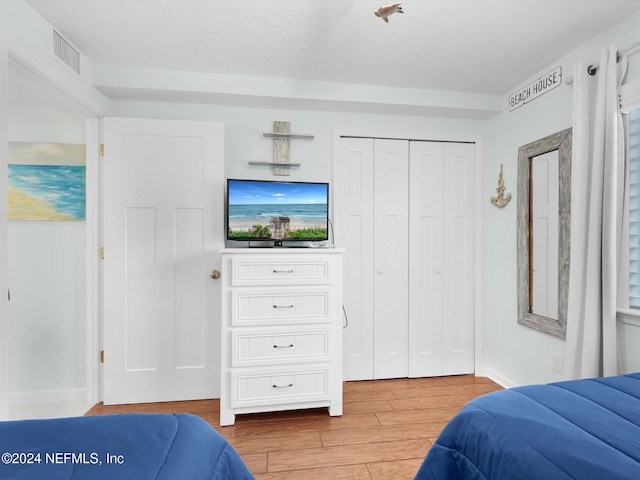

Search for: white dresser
xmin=219 ymin=248 xmax=345 ymax=426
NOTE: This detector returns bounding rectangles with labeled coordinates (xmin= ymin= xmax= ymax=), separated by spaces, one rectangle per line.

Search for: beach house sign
xmin=509 ymin=67 xmax=562 ymax=111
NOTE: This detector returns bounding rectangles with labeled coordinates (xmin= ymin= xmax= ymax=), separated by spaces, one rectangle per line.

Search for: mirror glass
xmin=517 ymin=128 xmax=571 ymax=339
xmin=531 ymin=150 xmax=559 ymax=319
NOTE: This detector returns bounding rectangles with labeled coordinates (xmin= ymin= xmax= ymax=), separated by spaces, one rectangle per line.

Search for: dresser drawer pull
xmin=273 ymin=269 xmax=294 ymax=274
xmin=272 ymin=383 xmax=294 ymax=389
xmin=273 ymin=344 xmax=294 ymax=349
xmin=273 ymin=304 xmax=294 ymax=309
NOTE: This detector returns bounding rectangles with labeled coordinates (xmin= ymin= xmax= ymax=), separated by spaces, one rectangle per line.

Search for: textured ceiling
xmin=23 ymin=0 xmax=640 ymax=97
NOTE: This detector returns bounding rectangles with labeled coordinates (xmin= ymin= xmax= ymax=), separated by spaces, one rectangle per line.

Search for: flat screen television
xmin=226 ymin=179 xmax=329 ymax=246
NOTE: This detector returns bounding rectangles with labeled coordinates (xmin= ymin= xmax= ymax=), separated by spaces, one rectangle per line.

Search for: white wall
xmin=7 ymin=108 xmax=87 ymax=403
xmin=482 ymin=9 xmax=640 ymax=387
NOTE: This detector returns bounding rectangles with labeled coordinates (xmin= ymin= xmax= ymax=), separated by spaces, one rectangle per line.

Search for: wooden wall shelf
xmin=248 ymin=161 xmax=301 ymax=167
xmin=262 ymin=132 xmax=314 ymax=140
xmin=250 ymin=121 xmax=315 ymax=175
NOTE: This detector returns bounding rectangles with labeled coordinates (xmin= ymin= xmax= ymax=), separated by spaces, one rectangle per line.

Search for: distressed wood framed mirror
xmin=517 ymin=127 xmax=572 ymax=339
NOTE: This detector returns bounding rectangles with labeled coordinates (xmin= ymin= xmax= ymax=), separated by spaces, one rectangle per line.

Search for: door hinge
xmin=99 ymin=143 xmax=104 ymax=157
xmin=100 ymin=350 xmax=104 ymax=363
xmin=99 ymin=247 xmax=104 ymax=260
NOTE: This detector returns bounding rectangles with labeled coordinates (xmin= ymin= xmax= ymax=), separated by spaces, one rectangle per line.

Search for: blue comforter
xmin=415 ymin=373 xmax=640 ymax=480
xmin=0 ymin=413 xmax=253 ymax=479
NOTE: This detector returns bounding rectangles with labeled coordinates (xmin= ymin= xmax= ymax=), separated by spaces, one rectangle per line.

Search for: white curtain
xmin=565 ymin=45 xmax=628 ymax=379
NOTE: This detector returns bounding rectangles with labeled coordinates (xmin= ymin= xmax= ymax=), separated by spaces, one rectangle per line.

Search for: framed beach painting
xmin=8 ymin=142 xmax=86 ymax=221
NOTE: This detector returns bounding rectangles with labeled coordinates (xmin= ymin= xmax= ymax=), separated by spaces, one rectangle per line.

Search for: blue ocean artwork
xmin=8 ymin=164 xmax=86 ymax=220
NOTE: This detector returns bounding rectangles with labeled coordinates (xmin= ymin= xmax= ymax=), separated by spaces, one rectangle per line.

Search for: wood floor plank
xmin=343 ymin=388 xmax=397 ymax=402
xmin=229 ymin=431 xmax=322 ymax=455
xmin=131 ymin=399 xmax=217 ymax=414
xmin=388 ymin=393 xmax=479 ymax=411
xmin=240 ymin=452 xmax=267 ymax=475
xmin=343 ymin=400 xmax=394 ymax=415
xmin=442 ymin=374 xmax=499 ymax=385
xmin=368 ymin=458 xmax=425 ymax=480
xmin=232 ymin=412 xmax=381 ymax=436
xmin=321 ymin=422 xmax=439 ymax=447
xmin=85 ymin=375 xmax=503 ymax=478
xmin=344 ymin=377 xmax=449 ymax=392
xmin=267 ymin=438 xmax=430 ymax=472
xmin=390 ymin=382 xmax=501 ymax=400
xmin=254 ymin=464 xmax=372 ymax=480
xmin=375 ymin=406 xmax=464 ymax=426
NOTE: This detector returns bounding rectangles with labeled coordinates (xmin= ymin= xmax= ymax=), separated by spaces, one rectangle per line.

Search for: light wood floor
xmin=86 ymin=375 xmax=502 ymax=479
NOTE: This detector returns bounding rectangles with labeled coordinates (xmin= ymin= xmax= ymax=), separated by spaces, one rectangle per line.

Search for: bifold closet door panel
xmin=336 ymin=137 xmax=375 ymax=381
xmin=372 ymin=139 xmax=409 ymax=380
xmin=441 ymin=142 xmax=475 ymax=375
xmin=408 ymin=141 xmax=445 ymax=377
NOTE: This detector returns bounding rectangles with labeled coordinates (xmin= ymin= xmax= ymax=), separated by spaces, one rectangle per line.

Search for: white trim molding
xmin=9 ymin=388 xmax=87 ymax=406
xmin=617 ymin=308 xmax=640 ymax=327
xmin=0 ymin=33 xmax=9 ymax=421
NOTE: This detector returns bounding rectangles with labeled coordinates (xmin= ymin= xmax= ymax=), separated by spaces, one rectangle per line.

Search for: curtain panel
xmin=566 ymin=44 xmax=628 ymax=379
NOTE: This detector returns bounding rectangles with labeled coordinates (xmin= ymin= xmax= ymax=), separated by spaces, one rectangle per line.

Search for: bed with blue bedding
xmin=415 ymin=373 xmax=640 ymax=480
xmin=0 ymin=412 xmax=253 ymax=479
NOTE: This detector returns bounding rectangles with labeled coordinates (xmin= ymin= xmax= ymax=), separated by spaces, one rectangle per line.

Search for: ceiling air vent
xmin=52 ymin=28 xmax=81 ymax=75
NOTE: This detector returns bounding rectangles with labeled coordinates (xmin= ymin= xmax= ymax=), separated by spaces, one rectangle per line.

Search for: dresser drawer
xmin=232 ymin=288 xmax=330 ymax=326
xmin=232 ymin=326 xmax=330 ymax=367
xmin=231 ymin=255 xmax=330 ymax=286
xmin=231 ymin=368 xmax=329 ymax=408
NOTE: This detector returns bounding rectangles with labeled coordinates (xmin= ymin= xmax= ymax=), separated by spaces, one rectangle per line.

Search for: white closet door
xmin=336 ymin=137 xmax=375 ymax=380
xmin=408 ymin=142 xmax=475 ymax=376
xmin=373 ymin=139 xmax=409 ymax=379
xmin=442 ymin=142 xmax=475 ymax=375
xmin=338 ymin=136 xmax=474 ymax=380
xmin=408 ymin=141 xmax=445 ymax=377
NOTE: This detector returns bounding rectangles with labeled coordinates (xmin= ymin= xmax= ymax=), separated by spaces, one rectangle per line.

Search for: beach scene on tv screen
xmin=228 ymin=181 xmax=328 ymax=240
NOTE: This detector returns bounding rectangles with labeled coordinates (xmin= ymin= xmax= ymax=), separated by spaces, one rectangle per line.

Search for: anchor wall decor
xmin=491 ymin=163 xmax=512 ymax=208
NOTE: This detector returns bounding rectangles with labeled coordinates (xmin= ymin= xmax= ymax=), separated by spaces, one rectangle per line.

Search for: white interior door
xmin=336 ymin=137 xmax=375 ymax=381
xmin=102 ymin=117 xmax=224 ymax=404
xmin=373 ymin=139 xmax=409 ymax=379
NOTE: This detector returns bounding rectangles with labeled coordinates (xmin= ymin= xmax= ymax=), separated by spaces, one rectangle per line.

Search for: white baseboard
xmin=9 ymin=388 xmax=87 ymax=406
xmin=481 ymin=367 xmax=518 ymax=389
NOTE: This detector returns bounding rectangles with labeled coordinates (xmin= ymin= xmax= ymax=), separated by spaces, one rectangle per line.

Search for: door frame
xmin=332 ymin=127 xmax=484 ymax=377
xmin=0 ymin=36 xmax=106 ymax=419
